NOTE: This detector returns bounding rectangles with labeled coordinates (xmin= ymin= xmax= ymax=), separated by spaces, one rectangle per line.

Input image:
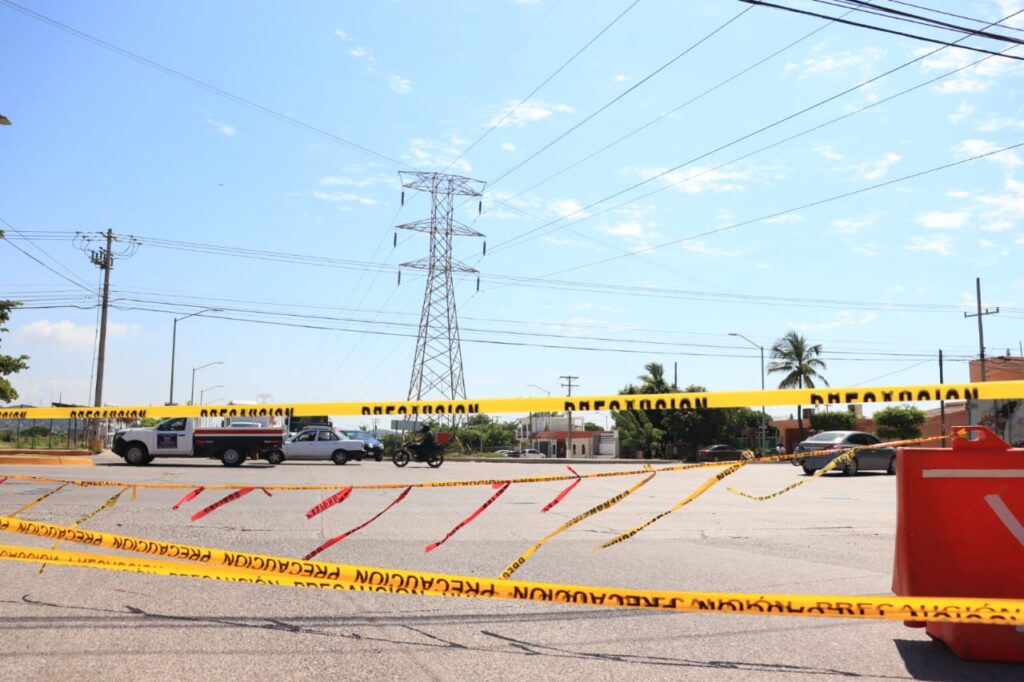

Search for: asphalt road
xmin=0 ymin=456 xmax=1019 ymax=681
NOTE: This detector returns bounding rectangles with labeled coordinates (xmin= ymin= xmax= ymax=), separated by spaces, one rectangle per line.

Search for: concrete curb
xmin=0 ymin=455 xmax=95 ymax=466
xmin=0 ymin=449 xmax=91 ymax=456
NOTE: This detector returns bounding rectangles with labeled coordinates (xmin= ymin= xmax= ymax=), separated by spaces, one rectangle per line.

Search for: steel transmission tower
xmin=398 ymin=171 xmax=485 ymax=408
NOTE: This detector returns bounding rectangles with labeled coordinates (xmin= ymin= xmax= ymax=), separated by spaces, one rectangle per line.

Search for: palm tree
xmin=767 ymin=331 xmax=828 ymax=442
xmin=637 ymin=362 xmax=673 ymax=393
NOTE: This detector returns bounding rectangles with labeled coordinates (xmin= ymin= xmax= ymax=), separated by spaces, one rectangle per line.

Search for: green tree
xmin=583 ymin=421 xmax=603 ymax=431
xmin=809 ymin=410 xmax=857 ymax=432
xmin=873 ymin=405 xmax=926 ymax=439
xmin=671 ymin=384 xmax=727 ymax=460
xmin=768 ymin=331 xmax=828 ymax=442
xmin=613 ymin=409 xmax=664 ymax=458
xmin=0 ymin=298 xmax=30 ymax=403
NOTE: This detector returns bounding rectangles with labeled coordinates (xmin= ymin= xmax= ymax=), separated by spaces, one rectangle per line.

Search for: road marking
xmin=922 ymin=469 xmax=1024 ymax=479
xmin=984 ymin=494 xmax=1024 ymax=547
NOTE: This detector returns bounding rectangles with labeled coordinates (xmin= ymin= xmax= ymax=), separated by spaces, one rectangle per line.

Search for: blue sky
xmin=2 ymin=0 xmax=1023 ymax=427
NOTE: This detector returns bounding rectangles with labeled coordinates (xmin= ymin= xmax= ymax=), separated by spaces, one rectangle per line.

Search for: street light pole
xmin=200 ymin=385 xmax=224 ymax=405
xmin=168 ymin=308 xmax=222 ymax=405
xmin=730 ymin=332 xmax=767 ymax=455
xmin=191 ymin=361 xmax=225 ymax=405
xmin=527 ymin=385 xmax=551 ymax=454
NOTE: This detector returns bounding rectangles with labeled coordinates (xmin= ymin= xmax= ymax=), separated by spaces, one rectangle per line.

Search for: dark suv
xmin=794 ymin=431 xmax=896 ymax=476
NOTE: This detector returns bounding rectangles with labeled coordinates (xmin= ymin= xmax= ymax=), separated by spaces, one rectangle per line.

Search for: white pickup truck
xmin=112 ymin=417 xmax=286 ymax=467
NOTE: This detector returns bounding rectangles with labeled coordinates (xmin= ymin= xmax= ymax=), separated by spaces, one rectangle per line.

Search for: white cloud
xmin=681 ymin=240 xmax=741 ymax=257
xmin=936 ymin=78 xmax=992 ymax=95
xmin=832 ymin=214 xmax=876 ymax=234
xmin=389 ymin=74 xmax=413 ymax=94
xmin=761 ymin=213 xmax=804 ymax=224
xmin=549 ymin=198 xmax=587 ymax=219
xmin=786 ymin=47 xmax=885 ymax=78
xmin=918 ymin=45 xmax=1022 ymax=94
xmin=499 ymin=142 xmax=516 ymax=152
xmin=612 ymin=74 xmax=630 ymax=82
xmin=18 ymin=320 xmax=140 ymax=351
xmin=889 ymin=284 xmax=906 ymax=293
xmin=516 ymin=0 xmax=542 ymax=4
xmin=349 ymin=47 xmax=375 ymax=61
xmin=906 ymin=235 xmax=953 ymax=257
xmin=206 ymin=118 xmax=236 ymax=136
xmin=976 ymin=115 xmax=1024 ymax=132
xmin=602 ymin=221 xmax=651 ymax=239
xmin=404 ymin=137 xmax=471 ymax=172
xmin=855 ymin=243 xmax=879 ymax=257
xmin=978 ymin=237 xmax=996 ymax=248
xmin=334 ymin=29 xmax=348 ymax=40
xmin=954 ymin=139 xmax=1023 ymax=168
xmin=321 ymin=176 xmax=379 ymax=188
xmin=948 ymin=101 xmax=974 ymax=124
xmin=488 ymin=99 xmax=573 ymax=128
xmin=310 ymin=190 xmax=379 ymax=205
xmin=916 ymin=211 xmax=970 ymax=229
xmin=793 ymin=311 xmax=876 ymax=331
xmin=981 ymin=219 xmax=1013 ymax=232
xmin=855 ymin=152 xmax=901 ymax=180
xmin=811 ymin=144 xmax=843 ymax=161
xmin=631 ymin=165 xmax=749 ymax=194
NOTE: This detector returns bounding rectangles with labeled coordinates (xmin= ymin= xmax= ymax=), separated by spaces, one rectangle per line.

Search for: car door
xmin=861 ymin=433 xmax=891 ymax=470
xmin=852 ymin=433 xmax=882 ymax=469
xmin=286 ymin=430 xmax=317 ymax=460
xmin=312 ymin=430 xmax=341 ymax=459
xmin=155 ymin=418 xmax=191 ymax=455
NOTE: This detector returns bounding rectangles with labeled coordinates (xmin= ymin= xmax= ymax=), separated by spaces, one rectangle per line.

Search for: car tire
xmin=221 ymin=448 xmax=246 ymax=467
xmin=393 ymin=450 xmax=410 ymax=467
xmin=124 ymin=444 xmax=149 ymax=466
xmin=265 ymin=449 xmax=285 ymax=465
xmin=332 ymin=450 xmax=348 ymax=465
xmin=374 ymin=453 xmax=383 ymax=462
xmin=802 ymin=465 xmax=814 ymax=476
xmin=844 ymin=457 xmax=859 ymax=476
xmin=886 ymin=456 xmax=896 ymax=475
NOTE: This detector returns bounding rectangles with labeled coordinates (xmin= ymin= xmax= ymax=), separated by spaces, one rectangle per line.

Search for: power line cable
xmin=816 ymin=0 xmax=1024 ymax=43
xmin=444 ymin=0 xmax=643 ymax=172
xmin=738 ymin=0 xmax=1024 ymax=58
xmin=484 ymin=4 xmax=756 ymax=189
xmin=0 ymin=0 xmax=411 ymax=168
xmin=488 ymin=10 xmax=1024 ymax=254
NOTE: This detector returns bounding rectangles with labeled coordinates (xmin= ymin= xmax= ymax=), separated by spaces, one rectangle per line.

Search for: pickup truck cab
xmin=112 ymin=417 xmax=285 ymax=467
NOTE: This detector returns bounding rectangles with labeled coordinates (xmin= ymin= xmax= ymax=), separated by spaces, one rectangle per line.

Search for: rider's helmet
xmin=419 ymin=423 xmax=431 ymax=433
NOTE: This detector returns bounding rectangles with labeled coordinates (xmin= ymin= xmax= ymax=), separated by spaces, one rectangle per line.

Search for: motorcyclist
xmin=412 ymin=423 xmax=435 ymax=460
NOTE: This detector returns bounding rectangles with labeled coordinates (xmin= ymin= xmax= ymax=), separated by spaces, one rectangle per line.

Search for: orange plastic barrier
xmin=892 ymin=426 xmax=1024 ymax=662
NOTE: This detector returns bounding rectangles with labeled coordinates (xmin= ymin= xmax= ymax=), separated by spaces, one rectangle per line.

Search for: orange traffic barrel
xmin=892 ymin=425 xmax=1024 ymax=662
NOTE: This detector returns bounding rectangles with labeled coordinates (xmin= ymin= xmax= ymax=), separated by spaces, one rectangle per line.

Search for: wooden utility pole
xmin=560 ymin=375 xmax=578 ymax=458
xmin=964 ymin=277 xmax=999 ymax=381
xmin=92 ymin=229 xmax=113 ymax=408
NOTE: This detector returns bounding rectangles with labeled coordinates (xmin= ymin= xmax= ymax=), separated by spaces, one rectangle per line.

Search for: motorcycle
xmin=393 ymin=432 xmax=448 ymax=468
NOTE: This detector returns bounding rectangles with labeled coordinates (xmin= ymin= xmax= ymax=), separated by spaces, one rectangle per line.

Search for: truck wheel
xmin=124 ymin=444 xmax=149 ymax=466
xmin=265 ymin=449 xmax=285 ymax=465
xmin=331 ymin=450 xmax=348 ymax=465
xmin=221 ymin=448 xmax=246 ymax=467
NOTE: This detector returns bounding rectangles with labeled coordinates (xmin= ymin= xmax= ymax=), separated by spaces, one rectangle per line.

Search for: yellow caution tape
xmin=3 ymin=380 xmax=1021 ymax=420
xmin=39 ymin=486 xmax=128 ymax=575
xmin=501 ymin=471 xmax=657 ymax=579
xmin=601 ymin=462 xmax=748 ymax=549
xmin=0 ymin=535 xmax=1022 ymax=626
xmin=728 ymin=449 xmax=856 ymax=502
xmin=9 ymin=482 xmax=69 ymax=517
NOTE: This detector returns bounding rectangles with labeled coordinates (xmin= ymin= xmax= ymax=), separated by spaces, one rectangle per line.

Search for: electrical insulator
xmin=476 ymin=277 xmax=480 ymax=292
xmin=482 ymin=241 xmax=487 ymax=256
xmin=401 ymin=191 xmax=405 ymax=206
xmin=478 ymin=200 xmax=482 ymax=215
xmin=397 ymin=270 xmax=401 ymax=286
xmin=393 ymin=232 xmax=397 ymax=248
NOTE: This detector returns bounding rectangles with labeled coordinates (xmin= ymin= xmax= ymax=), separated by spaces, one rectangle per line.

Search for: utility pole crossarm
xmin=964 ymin=277 xmax=999 ymax=381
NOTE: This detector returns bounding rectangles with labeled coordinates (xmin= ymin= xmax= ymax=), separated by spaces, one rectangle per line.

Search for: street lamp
xmin=730 ymin=332 xmax=767 ymax=455
xmin=199 ymin=385 xmax=223 ymax=404
xmin=168 ymin=308 xmax=223 ymax=405
xmin=191 ymin=361 xmax=225 ymax=405
xmin=527 ymin=384 xmax=551 ymax=396
xmin=527 ymin=385 xmax=552 ymax=447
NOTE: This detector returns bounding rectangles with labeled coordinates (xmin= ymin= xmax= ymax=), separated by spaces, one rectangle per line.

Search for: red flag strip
xmin=260 ymin=488 xmax=273 ymax=497
xmin=303 ymin=486 xmax=412 ymax=561
xmin=0 ymin=477 xmax=7 ymax=485
xmin=306 ymin=487 xmax=353 ymax=520
xmin=172 ymin=487 xmax=205 ymax=510
xmin=190 ymin=487 xmax=256 ymax=522
xmin=425 ymin=482 xmax=511 ymax=553
xmin=541 ymin=467 xmax=582 ymax=513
